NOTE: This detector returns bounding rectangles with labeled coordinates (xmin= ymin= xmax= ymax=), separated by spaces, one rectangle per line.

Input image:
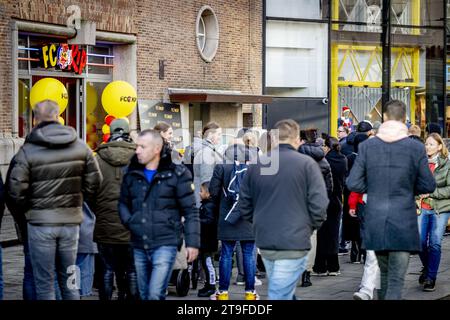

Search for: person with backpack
xmin=209 ymin=143 xmax=259 ymax=300
xmin=239 ymin=119 xmax=328 ymax=300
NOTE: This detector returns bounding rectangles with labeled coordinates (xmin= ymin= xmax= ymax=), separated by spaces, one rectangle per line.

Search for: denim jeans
xmin=262 ymin=255 xmax=308 ymax=300
xmin=375 ymin=251 xmax=410 ymax=300
xmin=98 ymin=243 xmax=138 ymax=300
xmin=133 ymin=246 xmax=177 ymax=300
xmin=27 ymin=224 xmax=80 ymax=300
xmin=76 ymin=253 xmax=95 ymax=297
xmin=23 ymin=242 xmax=61 ymax=300
xmin=0 ymin=245 xmax=3 ymax=300
xmin=418 ymin=209 xmax=450 ymax=281
xmin=219 ymin=241 xmax=255 ymax=292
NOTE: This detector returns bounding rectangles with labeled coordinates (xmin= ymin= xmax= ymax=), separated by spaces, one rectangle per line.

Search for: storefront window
xmin=17 ymin=33 xmax=114 ymax=146
xmin=85 ymin=82 xmax=108 ymax=150
xmin=330 ymin=0 xmax=446 ymax=136
xmin=18 ymin=79 xmax=31 ymax=138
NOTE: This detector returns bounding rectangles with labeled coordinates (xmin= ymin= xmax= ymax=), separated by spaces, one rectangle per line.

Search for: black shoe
xmin=423 ymin=279 xmax=436 ymax=292
xmin=418 ymin=268 xmax=427 ymax=285
xmin=197 ymin=285 xmax=216 ymax=297
xmin=301 ymin=271 xmax=312 ymax=287
xmin=350 ymin=241 xmax=359 ymax=263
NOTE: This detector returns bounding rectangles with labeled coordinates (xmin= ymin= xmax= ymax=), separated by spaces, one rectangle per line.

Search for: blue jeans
xmin=262 ymin=255 xmax=308 ymax=300
xmin=219 ymin=241 xmax=255 ymax=292
xmin=27 ymin=224 xmax=80 ymax=300
xmin=375 ymin=251 xmax=410 ymax=300
xmin=418 ymin=209 xmax=450 ymax=281
xmin=76 ymin=253 xmax=95 ymax=297
xmin=133 ymin=246 xmax=177 ymax=300
xmin=23 ymin=241 xmax=61 ymax=300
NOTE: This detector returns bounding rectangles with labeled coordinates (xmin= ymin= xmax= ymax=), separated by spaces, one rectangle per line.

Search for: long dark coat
xmin=316 ymin=150 xmax=348 ymax=254
xmin=347 ymin=136 xmax=436 ymax=252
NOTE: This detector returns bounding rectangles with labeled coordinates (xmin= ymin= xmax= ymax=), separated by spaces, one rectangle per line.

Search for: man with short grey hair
xmin=119 ymin=129 xmax=199 ymax=300
xmin=6 ymin=99 xmax=102 ymax=300
xmin=240 ymin=119 xmax=329 ymax=300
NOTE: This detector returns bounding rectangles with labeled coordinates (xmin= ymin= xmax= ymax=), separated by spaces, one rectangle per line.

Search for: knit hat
xmin=110 ymin=118 xmax=130 ymax=134
xmin=357 ymin=121 xmax=373 ymax=133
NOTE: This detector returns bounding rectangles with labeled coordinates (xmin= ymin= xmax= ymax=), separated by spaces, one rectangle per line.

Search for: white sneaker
xmin=255 ymin=277 xmax=262 ymax=286
xmin=353 ymin=291 xmax=371 ymax=300
xmin=327 ymin=271 xmax=341 ymax=276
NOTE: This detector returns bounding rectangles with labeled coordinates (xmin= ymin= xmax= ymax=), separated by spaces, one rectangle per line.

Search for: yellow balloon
xmin=101 ymin=81 xmax=137 ymax=118
xmin=30 ymin=78 xmax=68 ymax=114
xmin=102 ymin=124 xmax=110 ymax=134
xmin=58 ymin=116 xmax=65 ymax=125
xmin=86 ymin=83 xmax=98 ymax=115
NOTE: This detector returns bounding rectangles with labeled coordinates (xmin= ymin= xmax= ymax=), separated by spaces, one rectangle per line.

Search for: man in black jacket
xmin=240 ymin=119 xmax=329 ymax=300
xmin=119 ymin=129 xmax=199 ymax=300
xmin=5 ymin=99 xmax=102 ymax=300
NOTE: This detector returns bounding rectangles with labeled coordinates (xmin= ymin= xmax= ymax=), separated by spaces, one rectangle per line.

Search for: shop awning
xmin=168 ymin=88 xmax=273 ymax=104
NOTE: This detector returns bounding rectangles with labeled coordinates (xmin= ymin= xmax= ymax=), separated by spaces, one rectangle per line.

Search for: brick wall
xmin=0 ymin=2 xmax=13 ymax=135
xmin=1 ymin=0 xmax=262 ymax=134
xmin=134 ymin=0 xmax=262 ymax=100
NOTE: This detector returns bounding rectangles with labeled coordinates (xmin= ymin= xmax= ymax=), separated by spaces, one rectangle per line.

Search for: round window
xmin=196 ymin=6 xmax=219 ymax=62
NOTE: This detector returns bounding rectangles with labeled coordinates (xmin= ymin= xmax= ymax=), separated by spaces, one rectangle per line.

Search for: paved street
xmin=3 ymin=235 xmax=450 ymax=300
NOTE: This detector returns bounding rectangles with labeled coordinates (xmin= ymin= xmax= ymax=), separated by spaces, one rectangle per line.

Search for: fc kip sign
xmin=41 ymin=44 xmax=87 ymax=75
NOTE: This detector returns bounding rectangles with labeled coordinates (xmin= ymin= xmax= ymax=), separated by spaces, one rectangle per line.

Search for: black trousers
xmin=313 ymin=253 xmax=340 ymax=273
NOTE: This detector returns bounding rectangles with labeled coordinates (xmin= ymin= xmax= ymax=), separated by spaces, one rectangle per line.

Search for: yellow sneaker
xmin=245 ymin=290 xmax=260 ymax=300
xmin=210 ymin=291 xmax=229 ymax=300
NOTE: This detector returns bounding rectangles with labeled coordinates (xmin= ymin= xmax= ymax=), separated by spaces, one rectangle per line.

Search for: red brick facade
xmin=0 ymin=0 xmax=262 ymax=134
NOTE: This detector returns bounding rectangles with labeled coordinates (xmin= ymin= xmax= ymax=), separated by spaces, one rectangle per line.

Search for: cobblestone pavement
xmin=3 ymin=236 xmax=450 ymax=300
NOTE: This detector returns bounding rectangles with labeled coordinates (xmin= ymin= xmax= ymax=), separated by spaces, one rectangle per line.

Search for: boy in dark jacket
xmin=197 ymin=181 xmax=218 ymax=297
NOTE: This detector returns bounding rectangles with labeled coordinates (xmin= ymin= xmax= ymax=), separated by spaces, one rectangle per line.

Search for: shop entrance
xmin=19 ymin=76 xmax=84 ymax=139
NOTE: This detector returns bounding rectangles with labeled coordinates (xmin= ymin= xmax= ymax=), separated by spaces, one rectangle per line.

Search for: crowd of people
xmin=0 ymin=98 xmax=448 ymax=300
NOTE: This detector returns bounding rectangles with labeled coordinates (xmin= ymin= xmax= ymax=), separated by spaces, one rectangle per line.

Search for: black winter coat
xmin=299 ymin=143 xmax=333 ymax=199
xmin=199 ymin=198 xmax=218 ymax=252
xmin=339 ymin=137 xmax=353 ymax=157
xmin=347 ymin=136 xmax=436 ymax=252
xmin=5 ymin=121 xmax=102 ymax=229
xmin=119 ymin=155 xmax=200 ymax=250
xmin=316 ymin=150 xmax=348 ymax=255
xmin=240 ymin=144 xmax=329 ymax=251
xmin=91 ymin=141 xmax=136 ymax=244
xmin=209 ymin=144 xmax=255 ymax=241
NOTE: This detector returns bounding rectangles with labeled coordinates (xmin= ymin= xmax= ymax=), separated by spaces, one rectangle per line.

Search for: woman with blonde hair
xmin=418 ymin=133 xmax=450 ymax=291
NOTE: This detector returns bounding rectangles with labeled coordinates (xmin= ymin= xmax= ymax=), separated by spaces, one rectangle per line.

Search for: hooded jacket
xmin=209 ymin=144 xmax=255 ymax=241
xmin=91 ymin=141 xmax=136 ymax=244
xmin=118 ymin=154 xmax=200 ymax=250
xmin=347 ymin=120 xmax=436 ymax=252
xmin=299 ymin=143 xmax=333 ymax=199
xmin=5 ymin=122 xmax=102 ymax=227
